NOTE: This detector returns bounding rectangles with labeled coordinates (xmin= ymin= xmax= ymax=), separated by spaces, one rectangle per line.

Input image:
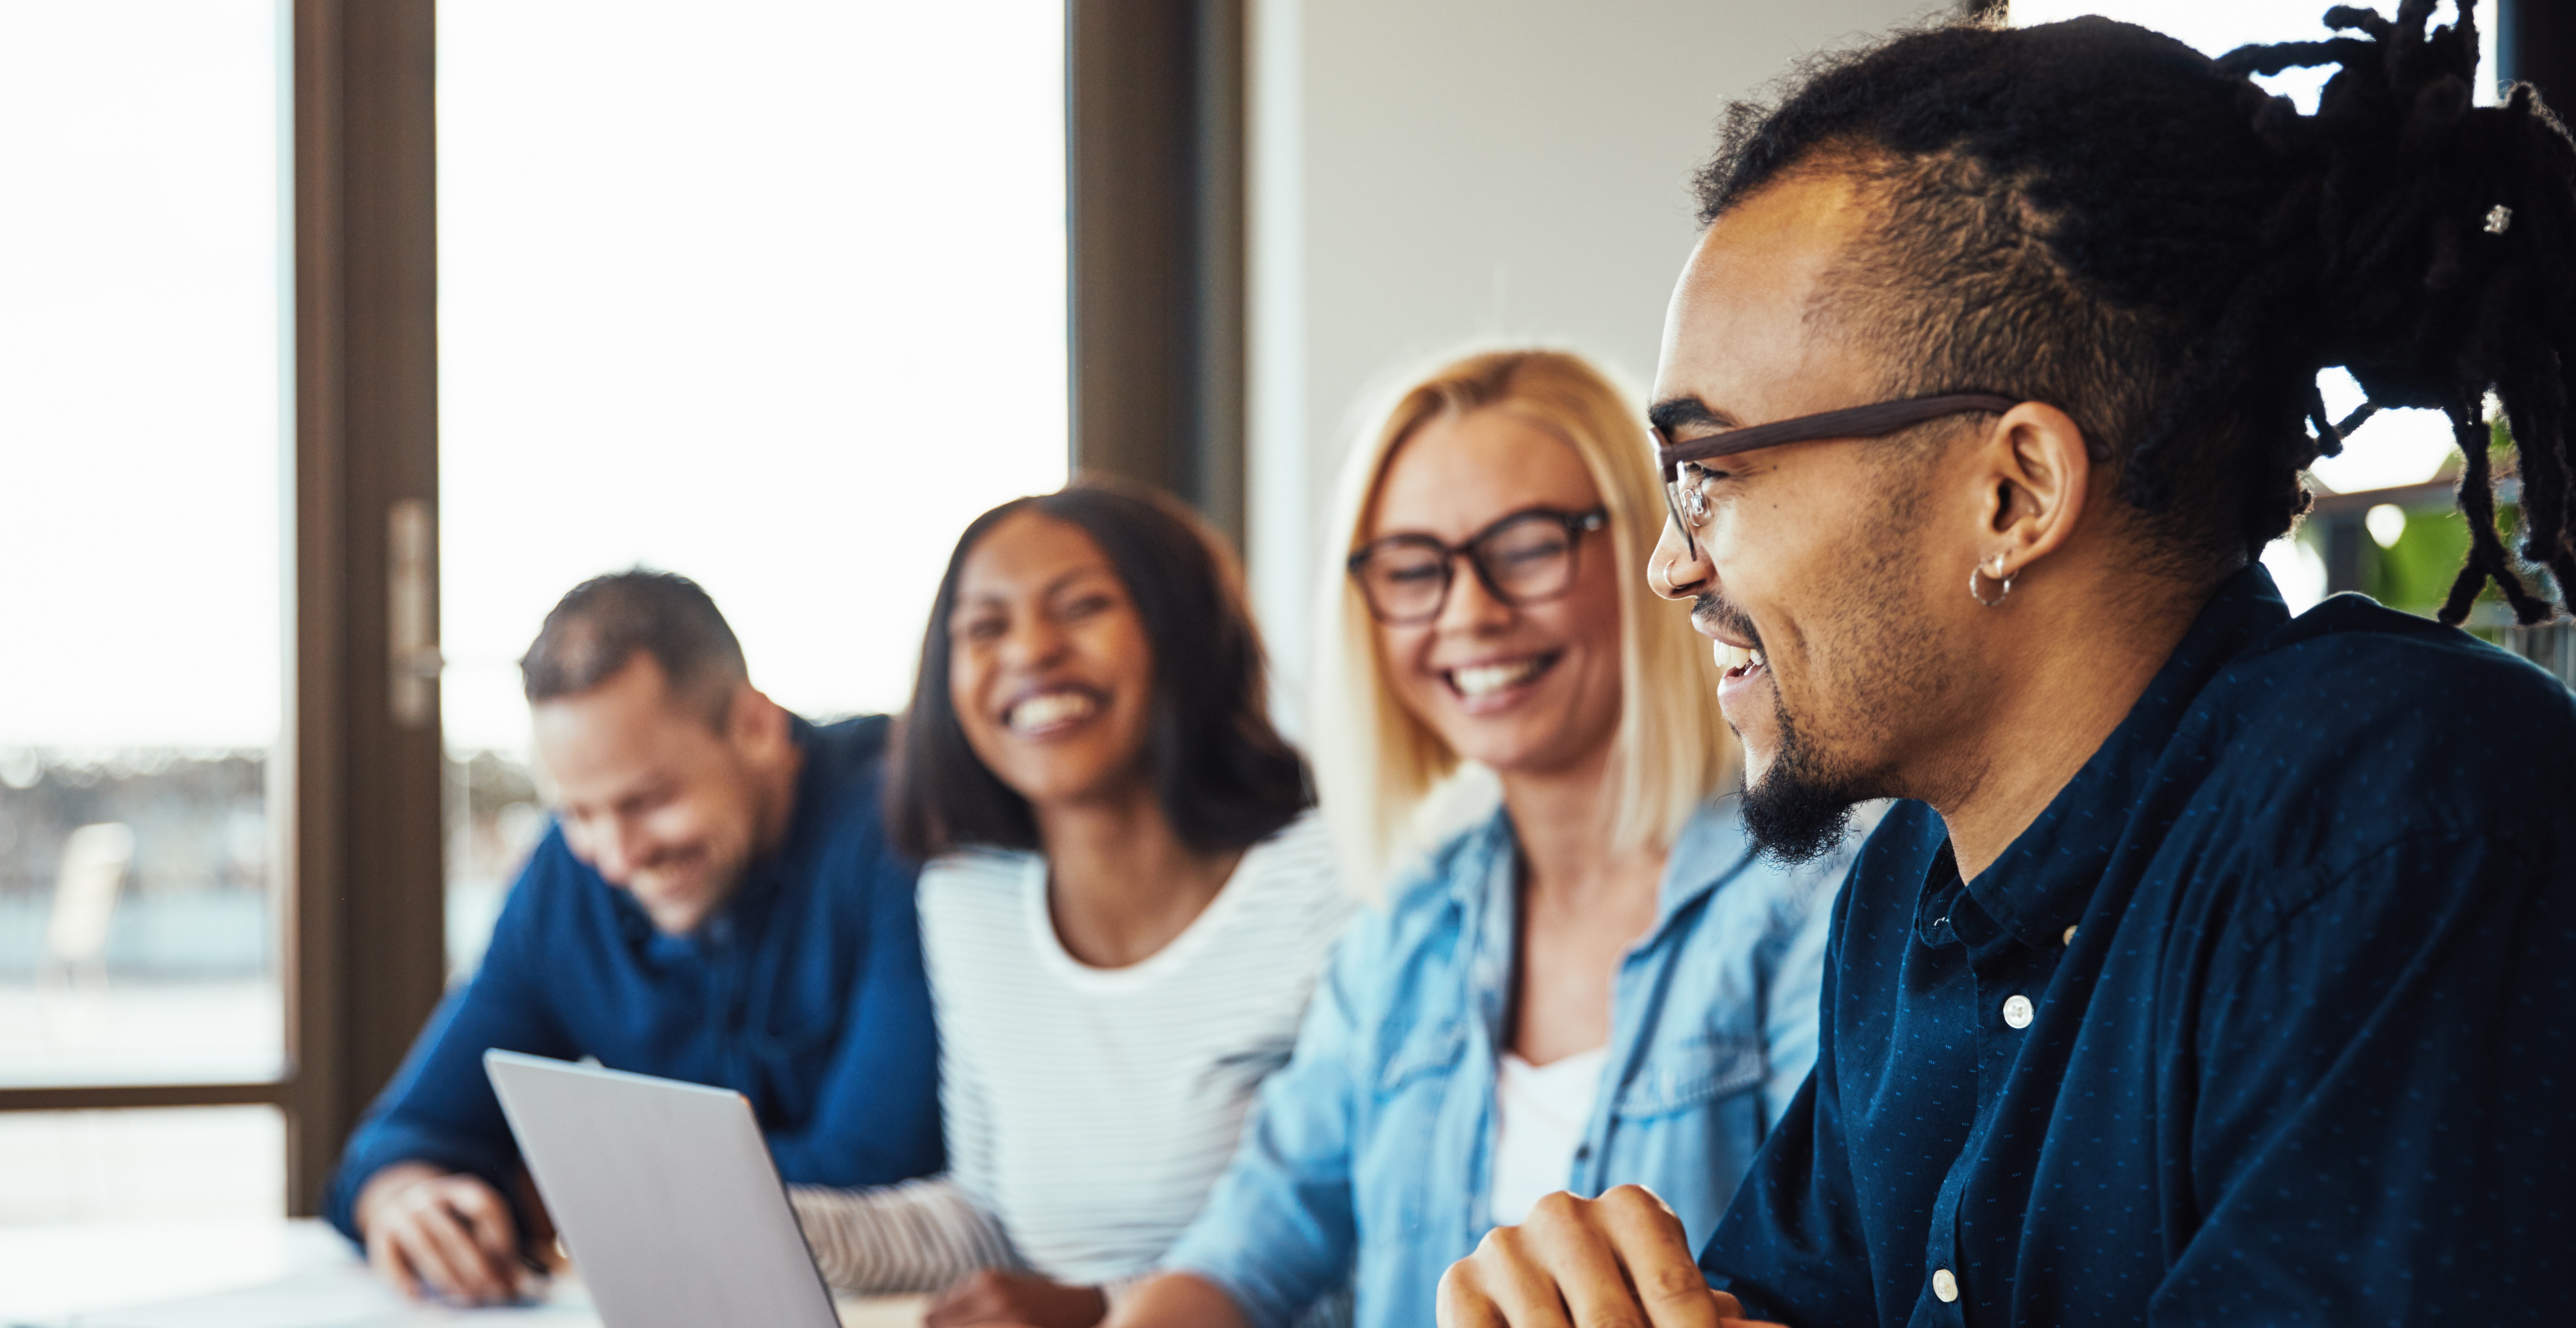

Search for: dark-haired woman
xmin=790 ymin=483 xmax=1353 ymax=1328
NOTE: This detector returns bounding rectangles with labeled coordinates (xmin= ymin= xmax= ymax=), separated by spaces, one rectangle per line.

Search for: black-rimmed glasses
xmin=1656 ymin=392 xmax=2021 ymax=558
xmin=1347 ymin=506 xmax=1609 ymax=625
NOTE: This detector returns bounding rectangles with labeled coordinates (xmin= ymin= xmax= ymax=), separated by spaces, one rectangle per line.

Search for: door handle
xmin=388 ymin=497 xmax=442 ymax=729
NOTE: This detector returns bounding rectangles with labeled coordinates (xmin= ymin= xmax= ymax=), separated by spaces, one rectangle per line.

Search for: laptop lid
xmin=484 ymin=1049 xmax=840 ymax=1328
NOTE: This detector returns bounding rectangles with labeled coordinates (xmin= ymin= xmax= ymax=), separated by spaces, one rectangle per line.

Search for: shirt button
xmin=1932 ymin=1268 xmax=1959 ymax=1303
xmin=2002 ymin=994 xmax=2034 ymax=1028
xmin=2062 ymin=924 xmax=2078 ymax=946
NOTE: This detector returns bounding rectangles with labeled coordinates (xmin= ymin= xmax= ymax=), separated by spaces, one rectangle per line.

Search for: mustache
xmin=1692 ymin=591 xmax=1764 ymax=650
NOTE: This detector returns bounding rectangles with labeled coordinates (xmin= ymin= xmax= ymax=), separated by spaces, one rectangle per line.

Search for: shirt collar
xmin=1443 ymin=795 xmax=1765 ymax=1043
xmin=1444 ymin=795 xmax=1754 ymax=936
xmin=1648 ymin=797 xmax=1763 ymax=932
xmin=1961 ymin=563 xmax=2291 ymax=950
xmin=734 ymin=713 xmax=824 ymax=912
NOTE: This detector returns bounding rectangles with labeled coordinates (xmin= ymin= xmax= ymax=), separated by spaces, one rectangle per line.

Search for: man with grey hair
xmin=322 ymin=569 xmax=942 ymax=1305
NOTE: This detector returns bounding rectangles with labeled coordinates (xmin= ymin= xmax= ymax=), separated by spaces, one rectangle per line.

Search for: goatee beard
xmin=1738 ymin=691 xmax=1860 ymax=865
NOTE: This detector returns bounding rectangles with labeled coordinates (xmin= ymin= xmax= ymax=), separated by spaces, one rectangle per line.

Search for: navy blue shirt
xmin=324 ymin=715 xmax=943 ymax=1241
xmin=1705 ymin=566 xmax=2576 ymax=1325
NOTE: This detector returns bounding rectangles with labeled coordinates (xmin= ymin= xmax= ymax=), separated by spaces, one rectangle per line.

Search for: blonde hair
xmin=1312 ymin=348 xmax=1736 ymax=890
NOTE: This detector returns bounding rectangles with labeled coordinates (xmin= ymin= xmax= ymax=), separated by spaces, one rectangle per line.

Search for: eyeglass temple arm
xmin=1657 ymin=393 xmax=2022 ymax=477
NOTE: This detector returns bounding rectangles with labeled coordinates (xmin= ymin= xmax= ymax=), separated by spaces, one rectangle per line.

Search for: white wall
xmin=1247 ymin=0 xmax=1948 ymax=728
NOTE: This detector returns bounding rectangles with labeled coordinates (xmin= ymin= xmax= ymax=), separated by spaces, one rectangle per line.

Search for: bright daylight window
xmin=437 ymin=2 xmax=1069 ymax=972
xmin=0 ymin=0 xmax=291 ymax=1222
xmin=2011 ymin=0 xmax=2505 ymax=614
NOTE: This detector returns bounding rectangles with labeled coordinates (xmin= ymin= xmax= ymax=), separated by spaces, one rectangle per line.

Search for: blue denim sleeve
xmin=321 ymin=833 xmax=582 ymax=1244
xmin=761 ymin=838 xmax=944 ymax=1186
xmin=1158 ymin=912 xmax=1381 ymax=1328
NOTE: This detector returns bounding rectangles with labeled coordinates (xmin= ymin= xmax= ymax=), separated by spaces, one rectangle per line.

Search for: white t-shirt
xmin=792 ymin=812 xmax=1354 ymax=1291
xmin=1487 ymin=1046 xmax=1612 ymax=1226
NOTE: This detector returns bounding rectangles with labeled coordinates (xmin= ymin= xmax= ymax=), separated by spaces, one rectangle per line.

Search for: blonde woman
xmin=1100 ymin=350 xmax=1851 ymax=1328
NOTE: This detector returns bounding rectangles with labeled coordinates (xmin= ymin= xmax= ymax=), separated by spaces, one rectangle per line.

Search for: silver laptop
xmin=484 ymin=1049 xmax=841 ymax=1328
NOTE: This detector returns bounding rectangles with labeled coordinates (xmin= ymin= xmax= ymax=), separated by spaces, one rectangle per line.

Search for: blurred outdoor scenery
xmin=0 ymin=0 xmax=1065 ymax=1224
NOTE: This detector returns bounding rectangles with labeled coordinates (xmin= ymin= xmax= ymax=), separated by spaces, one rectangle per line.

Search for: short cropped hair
xmin=520 ymin=569 xmax=749 ymax=726
xmin=1313 ymin=348 xmax=1736 ymax=889
xmin=888 ymin=480 xmax=1311 ymax=861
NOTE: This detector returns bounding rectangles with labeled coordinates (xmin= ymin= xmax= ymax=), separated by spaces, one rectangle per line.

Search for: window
xmin=0 ymin=0 xmax=290 ymax=1222
xmin=434 ymin=1 xmax=1071 ymax=973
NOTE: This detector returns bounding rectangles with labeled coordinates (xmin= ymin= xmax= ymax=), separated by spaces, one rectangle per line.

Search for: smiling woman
xmin=892 ymin=485 xmax=1308 ymax=859
xmin=1316 ymin=351 xmax=1733 ymax=875
xmin=785 ymin=483 xmax=1349 ymax=1328
xmin=1094 ymin=349 xmax=1857 ymax=1328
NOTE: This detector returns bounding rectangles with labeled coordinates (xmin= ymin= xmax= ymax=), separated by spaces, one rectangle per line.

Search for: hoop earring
xmin=1969 ymin=555 xmax=2014 ymax=608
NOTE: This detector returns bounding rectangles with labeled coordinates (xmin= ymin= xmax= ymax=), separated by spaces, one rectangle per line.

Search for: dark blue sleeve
xmin=321 ymin=833 xmax=584 ymax=1243
xmin=1699 ymin=861 xmax=1883 ymax=1328
xmin=760 ymin=836 xmax=944 ymax=1186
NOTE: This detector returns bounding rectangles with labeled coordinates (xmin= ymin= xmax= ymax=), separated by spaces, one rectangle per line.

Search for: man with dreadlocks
xmin=1436 ymin=5 xmax=2574 ymax=1327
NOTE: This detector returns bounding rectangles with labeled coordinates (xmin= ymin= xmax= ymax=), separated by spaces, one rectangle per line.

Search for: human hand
xmin=926 ymin=1269 xmax=1108 ymax=1328
xmin=354 ymin=1163 xmax=533 ymax=1305
xmin=1436 ymin=1186 xmax=1787 ymax=1328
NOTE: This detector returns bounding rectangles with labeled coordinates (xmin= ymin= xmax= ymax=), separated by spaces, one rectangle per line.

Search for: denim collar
xmin=1958 ymin=563 xmax=2292 ymax=950
xmin=1443 ymin=795 xmax=1757 ymax=952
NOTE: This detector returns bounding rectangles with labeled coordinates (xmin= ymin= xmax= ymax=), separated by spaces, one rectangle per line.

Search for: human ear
xmin=723 ymin=682 xmax=789 ymax=757
xmin=1971 ymin=402 xmax=2092 ymax=585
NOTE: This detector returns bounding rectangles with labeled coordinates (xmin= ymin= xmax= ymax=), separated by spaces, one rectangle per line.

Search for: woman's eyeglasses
xmin=1656 ymin=392 xmax=2021 ymax=558
xmin=1347 ymin=506 xmax=1609 ymax=625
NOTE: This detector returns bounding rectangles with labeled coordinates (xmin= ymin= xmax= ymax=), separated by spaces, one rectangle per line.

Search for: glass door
xmin=0 ymin=0 xmax=292 ymax=1222
xmin=436 ymin=0 xmax=1071 ymax=970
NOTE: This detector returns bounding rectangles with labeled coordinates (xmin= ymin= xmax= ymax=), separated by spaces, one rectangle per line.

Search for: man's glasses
xmin=1347 ymin=506 xmax=1609 ymax=625
xmin=1656 ymin=392 xmax=2021 ymax=558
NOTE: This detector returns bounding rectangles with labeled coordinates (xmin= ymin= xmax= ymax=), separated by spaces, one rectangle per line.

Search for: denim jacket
xmin=1161 ymin=796 xmax=1846 ymax=1328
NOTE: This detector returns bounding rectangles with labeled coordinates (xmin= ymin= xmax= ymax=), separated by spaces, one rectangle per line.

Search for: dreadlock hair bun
xmin=1697 ymin=0 xmax=2576 ymax=623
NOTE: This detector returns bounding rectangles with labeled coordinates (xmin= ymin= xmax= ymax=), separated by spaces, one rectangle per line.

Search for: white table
xmin=0 ymin=1218 xmax=927 ymax=1328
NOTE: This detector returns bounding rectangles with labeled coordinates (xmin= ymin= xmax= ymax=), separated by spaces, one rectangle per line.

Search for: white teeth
xmin=1006 ymin=691 xmax=1097 ymax=731
xmin=1450 ymin=658 xmax=1547 ymax=698
xmin=1715 ymin=644 xmax=1766 ymax=675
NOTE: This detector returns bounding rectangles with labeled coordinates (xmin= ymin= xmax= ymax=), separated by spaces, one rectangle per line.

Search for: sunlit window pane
xmin=0 ymin=0 xmax=287 ymax=1086
xmin=2011 ymin=0 xmax=2497 ymax=112
xmin=436 ymin=2 xmax=1069 ymax=973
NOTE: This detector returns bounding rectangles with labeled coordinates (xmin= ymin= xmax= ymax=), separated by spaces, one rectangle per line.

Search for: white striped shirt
xmin=793 ymin=812 xmax=1353 ymax=1293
